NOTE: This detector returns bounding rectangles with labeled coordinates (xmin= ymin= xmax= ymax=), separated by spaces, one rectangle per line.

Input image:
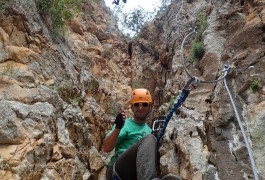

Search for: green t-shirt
xmin=106 ymin=118 xmax=152 ymax=166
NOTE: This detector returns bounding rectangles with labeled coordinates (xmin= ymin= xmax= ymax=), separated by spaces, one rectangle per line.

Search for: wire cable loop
xmin=180 ymin=28 xmax=230 ymax=83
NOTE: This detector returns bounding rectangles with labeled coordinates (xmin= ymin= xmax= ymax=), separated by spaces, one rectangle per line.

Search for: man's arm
xmin=103 ymin=108 xmax=126 ymax=152
xmin=103 ymin=128 xmax=120 ymax=152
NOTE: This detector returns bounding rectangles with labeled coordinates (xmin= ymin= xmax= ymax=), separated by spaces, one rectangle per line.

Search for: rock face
xmin=0 ymin=0 xmax=119 ymax=179
xmin=134 ymin=0 xmax=265 ymax=179
xmin=0 ymin=0 xmax=264 ymax=179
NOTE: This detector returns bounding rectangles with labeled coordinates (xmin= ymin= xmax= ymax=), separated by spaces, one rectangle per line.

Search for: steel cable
xmin=180 ymin=28 xmax=229 ymax=83
xmin=224 ymin=78 xmax=259 ymax=180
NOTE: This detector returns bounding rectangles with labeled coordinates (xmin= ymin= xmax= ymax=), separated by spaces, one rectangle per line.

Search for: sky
xmin=104 ymin=0 xmax=162 ymax=36
xmin=104 ymin=0 xmax=161 ymax=12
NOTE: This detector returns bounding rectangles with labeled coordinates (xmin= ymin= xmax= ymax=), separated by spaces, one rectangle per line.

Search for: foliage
xmin=47 ymin=78 xmax=99 ymax=105
xmin=87 ymin=79 xmax=99 ymax=93
xmin=196 ymin=9 xmax=207 ymax=41
xmin=190 ymin=41 xmax=204 ymax=64
xmin=0 ymin=0 xmax=8 ymax=13
xmin=250 ymin=78 xmax=259 ymax=92
xmin=166 ymin=97 xmax=175 ymax=112
xmin=87 ymin=79 xmax=99 ymax=99
xmin=58 ymin=86 xmax=80 ymax=104
xmin=154 ymin=0 xmax=171 ymax=18
xmin=133 ymin=32 xmax=142 ymax=41
xmin=155 ymin=21 xmax=164 ymax=33
xmin=112 ymin=0 xmax=171 ymax=37
xmin=112 ymin=4 xmax=123 ymax=23
xmin=188 ymin=9 xmax=207 ymax=66
xmin=35 ymin=0 xmax=83 ymax=38
xmin=122 ymin=7 xmax=152 ymax=34
xmin=48 ymin=85 xmax=83 ymax=105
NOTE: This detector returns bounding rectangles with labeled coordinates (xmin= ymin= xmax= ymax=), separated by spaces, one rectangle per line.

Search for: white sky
xmin=104 ymin=0 xmax=162 ymax=36
xmin=105 ymin=0 xmax=161 ymax=12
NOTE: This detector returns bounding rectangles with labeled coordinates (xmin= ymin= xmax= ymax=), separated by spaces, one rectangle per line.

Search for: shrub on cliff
xmin=35 ymin=0 xmax=83 ymax=38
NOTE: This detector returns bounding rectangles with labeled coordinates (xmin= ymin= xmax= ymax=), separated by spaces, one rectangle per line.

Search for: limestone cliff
xmin=0 ymin=0 xmax=264 ymax=179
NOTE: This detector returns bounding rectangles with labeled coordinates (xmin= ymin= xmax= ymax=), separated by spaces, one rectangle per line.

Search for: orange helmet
xmin=130 ymin=89 xmax=152 ymax=105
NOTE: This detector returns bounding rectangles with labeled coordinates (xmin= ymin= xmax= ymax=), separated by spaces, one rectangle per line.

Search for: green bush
xmin=196 ymin=9 xmax=207 ymax=41
xmin=166 ymin=97 xmax=175 ymax=112
xmin=199 ymin=11 xmax=207 ymax=30
xmin=155 ymin=21 xmax=164 ymax=33
xmin=250 ymin=78 xmax=259 ymax=92
xmin=188 ymin=8 xmax=207 ymax=66
xmin=48 ymin=85 xmax=83 ymax=105
xmin=57 ymin=86 xmax=80 ymax=104
xmin=35 ymin=0 xmax=83 ymax=38
xmin=190 ymin=41 xmax=204 ymax=63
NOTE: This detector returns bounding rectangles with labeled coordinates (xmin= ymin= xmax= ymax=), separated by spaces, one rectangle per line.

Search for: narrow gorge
xmin=0 ymin=0 xmax=264 ymax=179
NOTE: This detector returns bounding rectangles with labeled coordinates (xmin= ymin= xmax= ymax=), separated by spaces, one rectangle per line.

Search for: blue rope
xmin=157 ymin=89 xmax=190 ymax=142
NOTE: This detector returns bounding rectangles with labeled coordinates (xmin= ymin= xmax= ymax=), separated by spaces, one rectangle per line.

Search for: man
xmin=104 ymin=88 xmax=158 ymax=180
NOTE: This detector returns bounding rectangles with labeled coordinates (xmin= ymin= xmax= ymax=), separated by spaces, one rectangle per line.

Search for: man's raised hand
xmin=114 ymin=107 xmax=126 ymax=129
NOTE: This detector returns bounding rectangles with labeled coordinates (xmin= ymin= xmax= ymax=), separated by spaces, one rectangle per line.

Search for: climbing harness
xmin=154 ymin=26 xmax=259 ymax=179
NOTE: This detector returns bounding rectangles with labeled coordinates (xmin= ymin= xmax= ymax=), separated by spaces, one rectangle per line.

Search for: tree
xmin=111 ymin=0 xmax=172 ymax=37
xmin=121 ymin=7 xmax=152 ymax=34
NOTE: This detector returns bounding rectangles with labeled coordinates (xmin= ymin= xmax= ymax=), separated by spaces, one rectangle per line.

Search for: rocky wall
xmin=0 ymin=0 xmax=265 ymax=179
